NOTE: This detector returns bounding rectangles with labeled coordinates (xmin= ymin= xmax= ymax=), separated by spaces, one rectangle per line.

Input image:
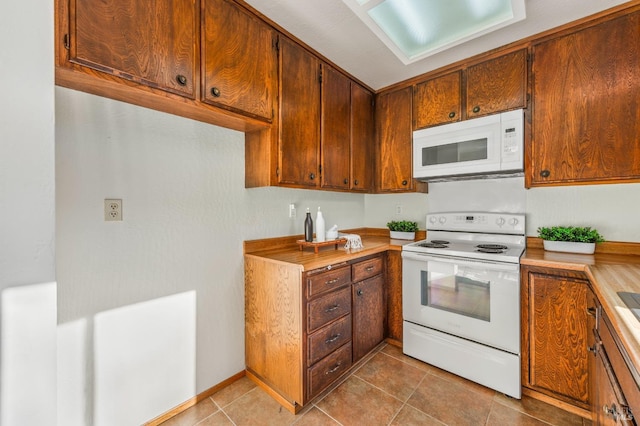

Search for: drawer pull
xmin=325 ymin=334 xmax=341 ymax=344
xmin=325 ymin=304 xmax=340 ymax=313
xmin=325 ymin=363 xmax=341 ymax=375
xmin=365 ymin=266 xmax=374 ymax=272
xmin=326 ymin=278 xmax=340 ymax=285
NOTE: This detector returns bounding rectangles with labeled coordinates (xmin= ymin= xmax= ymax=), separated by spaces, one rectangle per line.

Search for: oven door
xmin=402 ymin=251 xmax=520 ymax=354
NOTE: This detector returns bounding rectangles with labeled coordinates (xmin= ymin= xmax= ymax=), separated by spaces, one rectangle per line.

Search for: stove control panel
xmin=426 ymin=212 xmax=525 ymax=235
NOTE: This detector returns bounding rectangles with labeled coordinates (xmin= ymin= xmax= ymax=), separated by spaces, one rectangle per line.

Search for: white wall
xmin=55 ymin=87 xmax=365 ymax=425
xmin=0 ymin=1 xmax=57 ymax=425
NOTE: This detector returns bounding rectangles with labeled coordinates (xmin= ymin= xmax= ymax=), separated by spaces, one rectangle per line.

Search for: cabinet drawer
xmin=307 ymin=342 xmax=352 ymax=399
xmin=307 ymin=286 xmax=351 ymax=332
xmin=352 ymin=256 xmax=383 ymax=282
xmin=306 ymin=265 xmax=351 ymax=298
xmin=308 ymin=314 xmax=352 ymax=365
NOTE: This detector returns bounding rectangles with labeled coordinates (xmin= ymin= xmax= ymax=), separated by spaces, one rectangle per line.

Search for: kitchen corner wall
xmin=55 ymin=87 xmax=365 ymax=425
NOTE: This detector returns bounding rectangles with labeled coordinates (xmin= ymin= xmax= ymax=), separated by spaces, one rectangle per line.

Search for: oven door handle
xmin=401 ymin=251 xmax=519 ymax=272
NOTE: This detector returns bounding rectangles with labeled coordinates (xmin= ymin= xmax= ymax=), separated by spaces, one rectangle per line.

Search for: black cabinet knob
xmin=354 ymin=179 xmax=359 ymax=186
xmin=472 ymin=106 xmax=480 ymax=113
xmin=210 ymin=87 xmax=221 ymax=97
xmin=448 ymin=111 xmax=456 ymax=119
xmin=540 ymin=169 xmax=551 ymax=178
xmin=176 ymin=74 xmax=188 ymax=86
xmin=309 ymin=173 xmax=316 ymax=180
xmin=357 ymin=289 xmax=363 ymax=296
xmin=402 ymin=180 xmax=408 ymax=186
xmin=343 ymin=178 xmax=348 ymax=185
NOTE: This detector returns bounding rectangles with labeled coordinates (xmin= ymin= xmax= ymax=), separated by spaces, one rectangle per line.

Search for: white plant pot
xmin=543 ymin=240 xmax=596 ymax=254
xmin=390 ymin=231 xmax=415 ymax=240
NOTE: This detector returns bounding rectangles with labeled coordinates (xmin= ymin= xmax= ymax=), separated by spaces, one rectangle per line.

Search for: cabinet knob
xmin=472 ymin=106 xmax=480 ymax=113
xmin=448 ymin=111 xmax=456 ymax=119
xmin=540 ymin=169 xmax=551 ymax=178
xmin=357 ymin=289 xmax=363 ymax=296
xmin=176 ymin=74 xmax=188 ymax=86
xmin=343 ymin=178 xmax=348 ymax=185
xmin=587 ymin=344 xmax=597 ymax=353
xmin=402 ymin=180 xmax=408 ymax=186
xmin=354 ymin=179 xmax=359 ymax=186
xmin=309 ymin=173 xmax=316 ymax=180
xmin=210 ymin=87 xmax=221 ymax=97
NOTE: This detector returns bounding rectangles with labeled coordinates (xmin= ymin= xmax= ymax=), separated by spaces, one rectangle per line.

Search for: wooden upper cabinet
xmin=413 ymin=49 xmax=526 ymax=129
xmin=414 ymin=71 xmax=462 ymax=129
xmin=202 ymin=0 xmax=277 ymax=121
xmin=377 ymin=87 xmax=426 ymax=193
xmin=321 ymin=66 xmax=351 ymax=190
xmin=278 ymin=37 xmax=321 ymax=188
xmin=466 ymin=49 xmax=527 ymax=118
xmin=69 ymin=0 xmax=196 ymax=97
xmin=350 ymin=83 xmax=375 ymax=192
xmin=530 ymin=12 xmax=640 ymax=186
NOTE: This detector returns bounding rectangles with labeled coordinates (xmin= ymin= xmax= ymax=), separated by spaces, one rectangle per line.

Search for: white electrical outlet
xmin=289 ymin=203 xmax=297 ymax=219
xmin=396 ymin=204 xmax=403 ymax=215
xmin=104 ymin=199 xmax=122 ymax=221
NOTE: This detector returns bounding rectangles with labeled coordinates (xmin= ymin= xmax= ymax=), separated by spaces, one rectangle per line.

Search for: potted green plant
xmin=387 ymin=220 xmax=419 ymax=240
xmin=537 ymin=226 xmax=605 ymax=254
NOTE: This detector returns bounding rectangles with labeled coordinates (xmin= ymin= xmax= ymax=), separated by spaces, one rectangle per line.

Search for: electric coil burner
xmin=401 ymin=211 xmax=526 ymax=399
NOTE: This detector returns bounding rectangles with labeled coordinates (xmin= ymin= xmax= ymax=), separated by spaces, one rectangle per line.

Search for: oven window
xmin=420 ymin=268 xmax=490 ymax=321
xmin=422 ymin=138 xmax=488 ymax=166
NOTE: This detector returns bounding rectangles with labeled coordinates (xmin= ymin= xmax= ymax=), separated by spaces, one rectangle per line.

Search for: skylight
xmin=342 ymin=0 xmax=526 ymax=64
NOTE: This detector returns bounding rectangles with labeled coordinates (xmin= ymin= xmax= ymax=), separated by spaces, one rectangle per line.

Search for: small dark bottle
xmin=304 ymin=208 xmax=313 ymax=242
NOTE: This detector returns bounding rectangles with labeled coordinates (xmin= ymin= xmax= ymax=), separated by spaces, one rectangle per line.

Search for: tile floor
xmin=159 ymin=343 xmax=592 ymax=426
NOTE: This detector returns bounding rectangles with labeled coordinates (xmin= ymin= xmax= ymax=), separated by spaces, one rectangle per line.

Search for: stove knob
xmin=428 ymin=216 xmax=437 ymax=224
xmin=496 ymin=217 xmax=506 ymax=226
xmin=509 ymin=218 xmax=519 ymax=227
xmin=438 ymin=216 xmax=447 ymax=224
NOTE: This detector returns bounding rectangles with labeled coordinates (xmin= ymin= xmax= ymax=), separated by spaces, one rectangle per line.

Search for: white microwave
xmin=413 ymin=109 xmax=524 ymax=181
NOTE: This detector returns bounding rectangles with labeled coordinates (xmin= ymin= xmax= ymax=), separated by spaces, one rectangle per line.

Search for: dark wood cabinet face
xmin=414 ymin=71 xmax=461 ymax=129
xmin=70 ymin=0 xmax=196 ymax=97
xmin=202 ymin=0 xmax=277 ymax=120
xmin=350 ymin=83 xmax=375 ymax=192
xmin=530 ymin=12 xmax=640 ymax=186
xmin=278 ymin=37 xmax=321 ymax=187
xmin=352 ymin=275 xmax=384 ymax=362
xmin=321 ymin=66 xmax=351 ymax=190
xmin=377 ymin=87 xmax=415 ymax=192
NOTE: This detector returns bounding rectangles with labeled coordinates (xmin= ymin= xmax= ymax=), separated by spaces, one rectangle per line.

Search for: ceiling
xmin=245 ymin=0 xmax=631 ymax=90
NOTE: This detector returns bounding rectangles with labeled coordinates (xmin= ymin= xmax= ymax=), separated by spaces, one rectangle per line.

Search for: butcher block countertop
xmin=521 ymin=242 xmax=640 ymax=382
xmin=243 ymin=228 xmax=424 ymax=271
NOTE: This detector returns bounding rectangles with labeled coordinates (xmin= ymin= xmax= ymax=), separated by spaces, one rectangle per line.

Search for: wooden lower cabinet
xmin=521 ymin=266 xmax=593 ymax=411
xmin=245 ymin=253 xmax=385 ymax=413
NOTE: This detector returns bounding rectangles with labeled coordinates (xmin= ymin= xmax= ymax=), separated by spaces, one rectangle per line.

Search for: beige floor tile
xmin=292 ymin=407 xmax=340 ymax=425
xmin=224 ymin=387 xmax=298 ymax=426
xmin=211 ymin=376 xmax=257 ymax=408
xmin=161 ymin=398 xmax=219 ymax=426
xmin=389 ymin=404 xmax=445 ymax=425
xmin=315 ymin=376 xmax=403 ymax=426
xmin=493 ymin=393 xmax=584 ymax=425
xmin=407 ymin=373 xmax=493 ymax=425
xmin=354 ymin=352 xmax=427 ymax=402
xmin=486 ymin=400 xmax=553 ymax=425
xmin=196 ymin=411 xmax=234 ymax=426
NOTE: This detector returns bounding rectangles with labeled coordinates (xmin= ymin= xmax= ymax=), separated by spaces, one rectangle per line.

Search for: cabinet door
xmin=202 ymin=0 xmax=277 ymax=120
xmin=278 ymin=38 xmax=321 ymax=187
xmin=321 ymin=65 xmax=351 ymax=190
xmin=352 ymin=275 xmax=384 ymax=362
xmin=377 ymin=87 xmax=417 ymax=192
xmin=466 ymin=49 xmax=527 ymax=118
xmin=70 ymin=0 xmax=196 ymax=97
xmin=413 ymin=71 xmax=461 ymax=129
xmin=530 ymin=12 xmax=640 ymax=186
xmin=525 ymin=271 xmax=591 ymax=408
xmin=350 ymin=83 xmax=375 ymax=192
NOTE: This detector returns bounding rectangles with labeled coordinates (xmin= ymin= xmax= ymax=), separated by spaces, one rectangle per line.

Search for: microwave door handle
xmin=402 ymin=251 xmax=519 ymax=272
